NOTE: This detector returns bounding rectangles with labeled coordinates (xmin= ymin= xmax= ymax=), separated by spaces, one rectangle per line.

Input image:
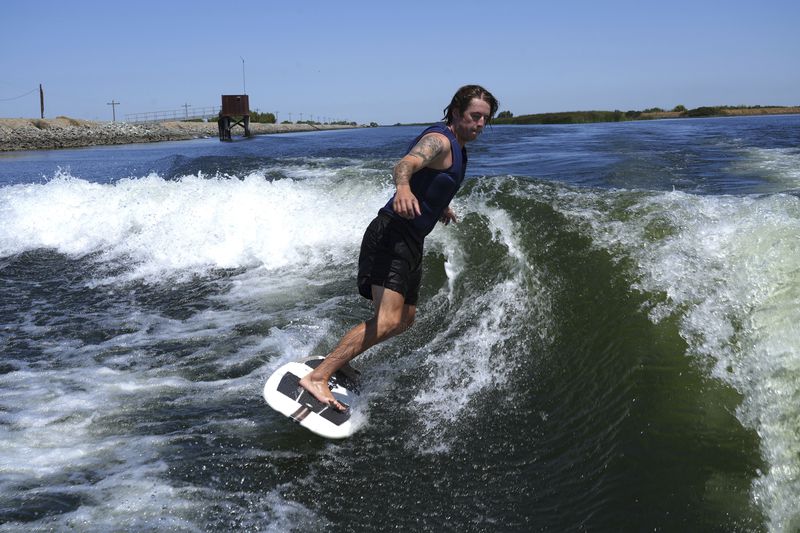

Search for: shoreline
xmin=492 ymin=106 xmax=800 ymax=126
xmin=639 ymin=106 xmax=800 ymax=120
xmin=0 ymin=117 xmax=362 ymax=152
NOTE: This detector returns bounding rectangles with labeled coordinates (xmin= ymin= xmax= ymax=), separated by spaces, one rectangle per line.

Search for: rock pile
xmin=0 ymin=118 xmax=359 ymax=151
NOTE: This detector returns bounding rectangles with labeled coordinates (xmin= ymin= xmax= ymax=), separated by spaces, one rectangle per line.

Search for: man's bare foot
xmin=298 ymin=373 xmax=346 ymax=411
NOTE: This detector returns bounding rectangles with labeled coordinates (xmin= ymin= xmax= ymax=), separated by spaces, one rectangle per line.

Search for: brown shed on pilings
xmin=221 ymin=95 xmax=250 ymax=117
xmin=218 ymin=94 xmax=251 ymax=141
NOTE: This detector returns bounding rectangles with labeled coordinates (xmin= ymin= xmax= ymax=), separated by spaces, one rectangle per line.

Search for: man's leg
xmin=298 ymin=285 xmax=415 ymax=410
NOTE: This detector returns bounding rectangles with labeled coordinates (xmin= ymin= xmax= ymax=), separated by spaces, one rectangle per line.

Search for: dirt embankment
xmin=0 ymin=117 xmax=360 ymax=152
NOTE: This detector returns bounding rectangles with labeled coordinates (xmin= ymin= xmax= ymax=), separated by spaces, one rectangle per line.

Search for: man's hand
xmin=393 ymin=185 xmax=421 ymax=219
xmin=440 ymin=206 xmax=457 ymax=225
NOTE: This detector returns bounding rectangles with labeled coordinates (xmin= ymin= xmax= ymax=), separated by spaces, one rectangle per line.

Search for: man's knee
xmin=378 ymin=316 xmax=407 ymax=337
xmin=377 ymin=310 xmax=414 ymax=337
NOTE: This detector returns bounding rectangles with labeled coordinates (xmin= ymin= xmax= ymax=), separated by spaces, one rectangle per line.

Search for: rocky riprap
xmin=0 ymin=117 xmax=358 ymax=151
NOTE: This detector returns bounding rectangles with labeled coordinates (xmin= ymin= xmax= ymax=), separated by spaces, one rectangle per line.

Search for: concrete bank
xmin=0 ymin=117 xmax=361 ymax=152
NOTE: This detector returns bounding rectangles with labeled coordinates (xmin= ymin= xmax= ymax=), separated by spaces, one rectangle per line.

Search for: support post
xmin=107 ymin=100 xmax=120 ymax=122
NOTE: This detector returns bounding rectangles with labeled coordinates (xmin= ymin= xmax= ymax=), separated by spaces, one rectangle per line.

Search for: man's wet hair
xmin=443 ymin=85 xmax=499 ymax=125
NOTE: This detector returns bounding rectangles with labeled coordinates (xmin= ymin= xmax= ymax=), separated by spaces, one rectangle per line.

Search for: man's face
xmin=452 ymin=98 xmax=491 ymax=143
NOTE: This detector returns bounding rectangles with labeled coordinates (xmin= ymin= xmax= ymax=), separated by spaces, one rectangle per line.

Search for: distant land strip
xmin=492 ymin=105 xmax=800 ymax=125
xmin=0 ymin=118 xmax=361 ymax=152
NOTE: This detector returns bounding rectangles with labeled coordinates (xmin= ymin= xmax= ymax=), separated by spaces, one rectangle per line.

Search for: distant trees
xmin=493 ymin=110 xmax=628 ymax=125
xmin=685 ymin=106 xmax=721 ymax=117
xmin=672 ymin=105 xmax=687 ymax=112
xmin=250 ymin=111 xmax=276 ymax=123
xmin=497 ymin=110 xmax=513 ymax=119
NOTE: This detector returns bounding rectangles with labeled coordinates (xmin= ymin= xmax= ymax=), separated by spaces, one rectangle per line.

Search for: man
xmin=299 ymin=85 xmax=499 ymax=410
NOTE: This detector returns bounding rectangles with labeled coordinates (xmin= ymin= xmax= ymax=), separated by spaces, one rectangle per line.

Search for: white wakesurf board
xmin=263 ymin=356 xmax=360 ymax=439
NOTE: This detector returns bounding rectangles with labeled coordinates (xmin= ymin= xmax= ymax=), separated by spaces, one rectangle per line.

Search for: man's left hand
xmin=440 ymin=207 xmax=457 ymax=225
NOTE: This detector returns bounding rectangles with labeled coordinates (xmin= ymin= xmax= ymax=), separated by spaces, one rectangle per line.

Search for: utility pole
xmin=39 ymin=84 xmax=44 ymax=119
xmin=107 ymin=100 xmax=120 ymax=122
xmin=240 ymin=56 xmax=246 ymax=94
xmin=182 ymin=103 xmax=191 ymax=119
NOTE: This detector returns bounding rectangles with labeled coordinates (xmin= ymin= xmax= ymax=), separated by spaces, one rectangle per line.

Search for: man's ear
xmin=448 ymin=108 xmax=458 ymax=124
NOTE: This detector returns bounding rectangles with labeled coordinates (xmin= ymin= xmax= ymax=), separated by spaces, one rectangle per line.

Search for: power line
xmin=0 ymin=88 xmax=38 ymax=102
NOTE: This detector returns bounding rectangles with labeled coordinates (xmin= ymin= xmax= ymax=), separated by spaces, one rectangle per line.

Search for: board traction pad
xmin=275 ymin=358 xmax=360 ymax=427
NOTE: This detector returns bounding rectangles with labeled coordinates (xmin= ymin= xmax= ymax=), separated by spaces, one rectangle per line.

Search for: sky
xmin=1 ymin=0 xmax=798 ymax=125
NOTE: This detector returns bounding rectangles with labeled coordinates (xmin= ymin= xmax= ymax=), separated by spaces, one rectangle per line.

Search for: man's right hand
xmin=393 ymin=185 xmax=421 ymax=219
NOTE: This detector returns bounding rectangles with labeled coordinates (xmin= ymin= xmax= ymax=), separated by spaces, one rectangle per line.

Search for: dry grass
xmin=0 ymin=117 xmax=96 ymax=129
xmin=721 ymin=106 xmax=800 ymax=116
xmin=640 ymin=107 xmax=800 ymax=120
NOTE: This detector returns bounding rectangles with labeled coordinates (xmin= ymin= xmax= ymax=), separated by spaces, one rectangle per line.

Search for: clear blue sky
xmin=2 ymin=0 xmax=798 ymax=124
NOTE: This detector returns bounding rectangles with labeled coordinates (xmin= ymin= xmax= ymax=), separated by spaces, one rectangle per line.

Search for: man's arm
xmin=392 ymin=133 xmax=450 ymax=219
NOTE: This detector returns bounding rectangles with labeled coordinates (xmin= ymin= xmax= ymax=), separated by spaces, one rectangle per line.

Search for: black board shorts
xmin=357 ymin=212 xmax=423 ymax=306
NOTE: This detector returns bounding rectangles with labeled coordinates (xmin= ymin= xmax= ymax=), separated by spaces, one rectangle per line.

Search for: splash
xmin=409 ymin=193 xmax=553 ymax=451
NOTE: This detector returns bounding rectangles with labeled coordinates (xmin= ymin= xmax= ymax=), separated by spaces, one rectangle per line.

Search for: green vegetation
xmin=250 ymin=110 xmax=276 ymax=123
xmin=493 ymin=110 xmax=627 ymax=125
xmin=492 ymin=105 xmax=800 ymax=125
xmin=685 ymin=106 xmax=720 ymax=117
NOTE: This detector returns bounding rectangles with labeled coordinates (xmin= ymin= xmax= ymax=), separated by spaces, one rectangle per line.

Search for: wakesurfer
xmin=299 ymin=85 xmax=499 ymax=411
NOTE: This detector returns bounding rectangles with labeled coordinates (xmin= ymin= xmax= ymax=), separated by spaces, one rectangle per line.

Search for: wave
xmin=0 ymin=166 xmax=393 ymax=282
xmin=382 ymin=174 xmax=798 ymax=529
xmin=547 ymin=181 xmax=800 ymax=532
xmin=1 ymin=161 xmax=799 ymax=529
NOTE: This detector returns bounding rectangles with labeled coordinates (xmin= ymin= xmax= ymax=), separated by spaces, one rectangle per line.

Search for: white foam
xmin=733 ymin=147 xmax=800 ymax=190
xmin=0 ymin=167 xmax=392 ymax=283
xmin=0 ymin=366 xmax=185 ymax=478
xmin=7 ymin=468 xmax=323 ymax=531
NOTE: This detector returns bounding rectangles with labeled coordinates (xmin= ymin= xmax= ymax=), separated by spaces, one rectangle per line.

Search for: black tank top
xmin=381 ymin=123 xmax=467 ymax=238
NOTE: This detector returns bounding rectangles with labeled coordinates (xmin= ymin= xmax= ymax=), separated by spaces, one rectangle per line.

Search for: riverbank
xmin=0 ymin=117 xmax=361 ymax=152
xmin=639 ymin=106 xmax=800 ymax=120
xmin=494 ymin=106 xmax=800 ymax=125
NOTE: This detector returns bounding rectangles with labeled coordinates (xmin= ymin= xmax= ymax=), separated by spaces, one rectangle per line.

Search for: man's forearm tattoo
xmin=394 ymin=135 xmax=444 ymax=187
xmin=394 ymin=160 xmax=415 ymax=187
xmin=408 ymin=135 xmax=444 ymax=165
